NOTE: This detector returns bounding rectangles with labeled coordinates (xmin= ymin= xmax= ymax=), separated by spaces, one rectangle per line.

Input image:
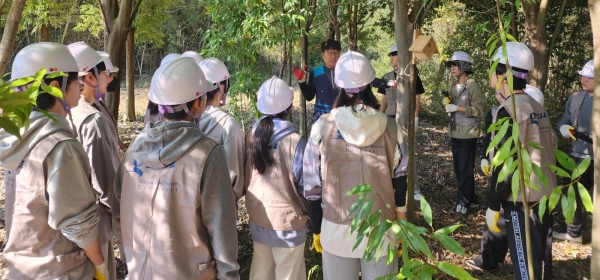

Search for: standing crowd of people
xmin=0 ymin=36 xmax=594 ymax=280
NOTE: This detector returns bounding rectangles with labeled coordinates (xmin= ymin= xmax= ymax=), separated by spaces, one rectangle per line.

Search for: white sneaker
xmin=552 ymin=231 xmax=582 ymax=243
xmin=414 ymin=190 xmax=423 ymax=201
xmin=456 ymin=204 xmax=467 ymax=215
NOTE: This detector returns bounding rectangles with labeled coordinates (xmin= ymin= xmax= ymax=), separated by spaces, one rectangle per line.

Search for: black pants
xmin=474 ymin=207 xmax=508 ymax=270
xmin=450 ymin=137 xmax=477 ymax=206
xmin=503 ymin=202 xmax=552 ymax=280
xmin=563 ymin=157 xmax=595 ymax=238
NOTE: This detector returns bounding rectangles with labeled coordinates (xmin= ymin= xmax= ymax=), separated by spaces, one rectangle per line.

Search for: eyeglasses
xmin=325 ymin=50 xmax=341 ymax=57
xmin=101 ymin=71 xmax=111 ymax=78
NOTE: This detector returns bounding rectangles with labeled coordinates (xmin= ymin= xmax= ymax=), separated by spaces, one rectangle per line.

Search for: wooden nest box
xmin=409 ymin=34 xmax=439 ymax=61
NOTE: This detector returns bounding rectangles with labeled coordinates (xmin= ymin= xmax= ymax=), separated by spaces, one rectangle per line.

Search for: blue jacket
xmin=299 ymin=65 xmax=340 ymax=123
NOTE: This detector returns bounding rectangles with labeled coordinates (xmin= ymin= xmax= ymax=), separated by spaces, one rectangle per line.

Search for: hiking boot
xmin=552 ymin=231 xmax=582 ymax=243
xmin=465 ymin=259 xmax=485 ymax=271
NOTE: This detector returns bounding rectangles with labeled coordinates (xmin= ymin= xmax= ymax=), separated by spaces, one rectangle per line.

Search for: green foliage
xmin=21 ymin=0 xmax=78 ymax=31
xmin=133 ymin=0 xmax=177 ymax=46
xmin=72 ymin=4 xmax=103 ymax=37
xmin=346 ymin=186 xmax=472 ymax=279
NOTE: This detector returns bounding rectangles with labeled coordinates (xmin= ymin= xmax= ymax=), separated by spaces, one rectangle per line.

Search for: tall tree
xmin=589 ymin=0 xmax=600 ymax=277
xmin=326 ymin=0 xmax=340 ymax=40
xmin=297 ymin=0 xmax=317 ymax=138
xmin=0 ymin=0 xmax=26 ymax=74
xmin=126 ymin=28 xmax=135 ymax=121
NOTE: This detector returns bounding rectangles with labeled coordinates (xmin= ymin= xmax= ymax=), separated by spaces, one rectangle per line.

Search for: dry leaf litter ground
xmin=0 ymin=85 xmax=593 ymax=279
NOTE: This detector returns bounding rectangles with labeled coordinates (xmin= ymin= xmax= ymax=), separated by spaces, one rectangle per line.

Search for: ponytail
xmin=250 ymin=108 xmax=290 ymax=174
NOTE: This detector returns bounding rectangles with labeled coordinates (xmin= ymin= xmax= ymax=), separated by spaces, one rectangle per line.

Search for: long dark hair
xmin=147 ymin=100 xmax=160 ymax=116
xmin=250 ymin=108 xmax=290 ymax=174
xmin=333 ymin=84 xmax=380 ymax=111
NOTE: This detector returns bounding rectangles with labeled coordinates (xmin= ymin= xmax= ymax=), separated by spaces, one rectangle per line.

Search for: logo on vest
xmin=332 ymin=129 xmax=345 ymax=140
xmin=269 ymin=143 xmax=279 ymax=149
xmin=127 ymin=159 xmax=144 ymax=177
xmin=529 ymin=111 xmax=548 ymax=125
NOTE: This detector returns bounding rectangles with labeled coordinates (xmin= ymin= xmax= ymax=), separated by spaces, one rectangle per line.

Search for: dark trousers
xmin=503 ymin=202 xmax=553 ymax=280
xmin=474 ymin=207 xmax=508 ymax=270
xmin=563 ymin=157 xmax=595 ymax=238
xmin=450 ymin=137 xmax=477 ymax=206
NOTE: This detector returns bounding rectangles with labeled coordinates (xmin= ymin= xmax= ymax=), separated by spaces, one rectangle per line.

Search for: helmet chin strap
xmin=82 ymin=67 xmax=102 ymax=99
xmin=219 ymin=80 xmax=228 ymax=106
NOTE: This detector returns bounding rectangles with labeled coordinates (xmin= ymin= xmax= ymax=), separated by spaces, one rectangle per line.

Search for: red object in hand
xmin=293 ymin=65 xmax=307 ymax=81
xmin=570 ymin=129 xmax=575 ymax=135
xmin=386 ymin=80 xmax=397 ymax=87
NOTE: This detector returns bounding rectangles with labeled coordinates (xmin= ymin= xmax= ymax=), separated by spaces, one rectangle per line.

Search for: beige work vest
xmin=319 ymin=113 xmax=397 ymax=224
xmin=4 ymin=131 xmax=94 ymax=279
xmin=119 ymin=139 xmax=219 ymax=279
xmin=245 ymin=131 xmax=308 ymax=231
xmin=493 ymin=94 xmax=558 ymax=202
xmin=383 ymin=71 xmax=398 ymax=116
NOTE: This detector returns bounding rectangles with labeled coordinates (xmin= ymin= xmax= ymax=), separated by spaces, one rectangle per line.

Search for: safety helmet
xmin=388 ymin=45 xmax=398 ymax=56
xmin=11 ymin=42 xmax=79 ymax=81
xmin=524 ymin=85 xmax=544 ymax=107
xmin=578 ymin=60 xmax=594 ymax=78
xmin=492 ymin=42 xmax=534 ymax=72
xmin=256 ymin=76 xmax=293 ymax=115
xmin=198 ymin=57 xmax=230 ymax=84
xmin=97 ymin=51 xmax=119 ymax=73
xmin=444 ymin=51 xmax=473 ymax=73
xmin=160 ymin=53 xmax=181 ymax=66
xmin=148 ymin=58 xmax=210 ymax=105
xmin=334 ymin=51 xmax=376 ymax=91
xmin=180 ymin=51 xmax=204 ymax=64
xmin=67 ymin=41 xmax=104 ymax=76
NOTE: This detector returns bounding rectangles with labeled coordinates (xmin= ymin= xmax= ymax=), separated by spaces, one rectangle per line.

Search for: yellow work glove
xmin=313 ymin=234 xmax=323 ymax=253
xmin=559 ymin=125 xmax=576 ymax=140
xmin=442 ymin=97 xmax=451 ymax=106
xmin=481 ymin=159 xmax=490 ymax=176
xmin=94 ymin=262 xmax=108 ymax=280
xmin=397 ymin=239 xmax=404 ymax=257
xmin=485 ymin=208 xmax=501 ymax=233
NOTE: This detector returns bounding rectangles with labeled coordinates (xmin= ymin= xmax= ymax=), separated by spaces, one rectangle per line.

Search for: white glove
xmin=559 ymin=125 xmax=576 ymax=140
xmin=485 ymin=208 xmax=501 ymax=233
xmin=445 ymin=104 xmax=458 ymax=113
xmin=481 ymin=159 xmax=490 ymax=176
xmin=94 ymin=262 xmax=109 ymax=280
xmin=442 ymin=97 xmax=451 ymax=105
xmin=387 ymin=80 xmax=397 ymax=87
xmin=414 ymin=117 xmax=419 ymax=131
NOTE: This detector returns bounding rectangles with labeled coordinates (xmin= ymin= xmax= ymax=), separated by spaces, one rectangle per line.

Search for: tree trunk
xmin=589 ymin=1 xmax=600 ymax=277
xmin=510 ymin=0 xmax=518 ymax=40
xmin=38 ymin=24 xmax=50 ymax=42
xmin=126 ymin=28 xmax=136 ymax=122
xmin=0 ymin=0 xmax=27 ymax=75
xmin=297 ymin=0 xmax=316 ymax=139
xmin=523 ymin=0 xmax=550 ymax=92
xmin=327 ymin=0 xmax=340 ymax=41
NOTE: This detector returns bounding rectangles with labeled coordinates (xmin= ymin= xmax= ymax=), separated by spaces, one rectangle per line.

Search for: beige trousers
xmin=249 ymin=241 xmax=306 ymax=280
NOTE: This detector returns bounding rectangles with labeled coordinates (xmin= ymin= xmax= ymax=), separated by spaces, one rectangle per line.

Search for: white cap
xmin=388 ymin=45 xmax=398 ymax=55
xmin=449 ymin=51 xmax=472 ymax=63
xmin=11 ymin=42 xmax=79 ymax=81
xmin=198 ymin=57 xmax=230 ymax=83
xmin=180 ymin=51 xmax=204 ymax=64
xmin=160 ymin=53 xmax=181 ymax=66
xmin=493 ymin=42 xmax=534 ymax=71
xmin=524 ymin=85 xmax=544 ymax=107
xmin=97 ymin=51 xmax=119 ymax=73
xmin=149 ymin=58 xmax=210 ymax=105
xmin=578 ymin=60 xmax=594 ymax=78
xmin=67 ymin=41 xmax=104 ymax=76
xmin=334 ymin=51 xmax=376 ymax=90
xmin=256 ymin=76 xmax=293 ymax=115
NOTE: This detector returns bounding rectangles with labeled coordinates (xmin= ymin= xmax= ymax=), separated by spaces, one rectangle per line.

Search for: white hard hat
xmin=11 ymin=42 xmax=79 ymax=81
xmin=444 ymin=51 xmax=473 ymax=73
xmin=334 ymin=51 xmax=376 ymax=90
xmin=256 ymin=76 xmax=293 ymax=115
xmin=493 ymin=42 xmax=534 ymax=71
xmin=450 ymin=51 xmax=472 ymax=63
xmin=578 ymin=60 xmax=594 ymax=78
xmin=180 ymin=51 xmax=204 ymax=64
xmin=67 ymin=41 xmax=104 ymax=76
xmin=388 ymin=45 xmax=398 ymax=55
xmin=160 ymin=53 xmax=181 ymax=66
xmin=97 ymin=51 xmax=119 ymax=73
xmin=148 ymin=58 xmax=210 ymax=105
xmin=198 ymin=57 xmax=230 ymax=83
xmin=524 ymin=85 xmax=544 ymax=107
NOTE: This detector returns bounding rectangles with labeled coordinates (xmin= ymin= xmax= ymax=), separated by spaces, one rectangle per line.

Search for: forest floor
xmin=0 ymin=86 xmax=593 ymax=279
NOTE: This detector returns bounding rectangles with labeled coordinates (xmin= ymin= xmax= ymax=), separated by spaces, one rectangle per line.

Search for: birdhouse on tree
xmin=409 ymin=34 xmax=439 ymax=61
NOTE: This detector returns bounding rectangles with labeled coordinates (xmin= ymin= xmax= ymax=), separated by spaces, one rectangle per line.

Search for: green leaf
xmin=40 ymin=85 xmax=64 ymax=99
xmin=44 ymin=71 xmax=67 ymax=79
xmin=434 ymin=224 xmax=461 ymax=235
xmin=572 ymin=158 xmax=591 ymax=180
xmin=0 ymin=92 xmax=31 ymax=107
xmin=577 ymin=182 xmax=593 ymax=213
xmin=492 ymin=135 xmax=513 ymax=168
xmin=0 ymin=116 xmax=22 ymax=140
xmin=436 ymin=262 xmax=476 ymax=280
xmin=548 ymin=187 xmax=562 ymax=213
xmin=346 ymin=183 xmax=373 ymax=195
xmin=352 ymin=197 xmax=373 ymax=232
xmin=532 ymin=163 xmax=549 ymax=190
xmin=511 ymin=169 xmax=520 ymax=201
xmin=555 ymin=149 xmax=576 ymax=171
xmin=545 ymin=164 xmax=571 ymax=178
xmin=538 ymin=196 xmax=547 ymax=223
xmin=9 ymin=77 xmax=34 ymax=87
xmin=420 ymin=197 xmax=433 ymax=227
xmin=33 ymin=68 xmax=47 ymax=82
xmin=487 ymin=117 xmax=510 ymax=156
xmin=528 ymin=141 xmax=542 ymax=150
xmin=400 ymin=266 xmax=416 ymax=279
xmin=386 ymin=243 xmax=394 ymax=266
xmin=349 ymin=193 xmax=368 ymax=217
xmin=521 ymin=147 xmax=533 ymax=175
xmin=433 ymin=232 xmax=465 ymax=256
xmin=564 ymin=185 xmax=576 ymax=223
xmin=497 ymin=157 xmax=516 ymax=184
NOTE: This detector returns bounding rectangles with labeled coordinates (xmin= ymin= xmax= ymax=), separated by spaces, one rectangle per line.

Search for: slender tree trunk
xmin=38 ymin=24 xmax=50 ymax=42
xmin=138 ymin=44 xmax=145 ymax=76
xmin=510 ymin=0 xmax=518 ymax=40
xmin=297 ymin=0 xmax=316 ymax=138
xmin=126 ymin=28 xmax=136 ymax=122
xmin=0 ymin=0 xmax=27 ymax=75
xmin=523 ymin=0 xmax=550 ymax=92
xmin=589 ymin=1 xmax=600 ymax=277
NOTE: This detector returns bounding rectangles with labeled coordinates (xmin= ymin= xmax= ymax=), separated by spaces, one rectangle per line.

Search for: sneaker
xmin=464 ymin=259 xmax=484 ymax=271
xmin=414 ymin=190 xmax=423 ymax=201
xmin=552 ymin=231 xmax=582 ymax=243
xmin=456 ymin=204 xmax=467 ymax=215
